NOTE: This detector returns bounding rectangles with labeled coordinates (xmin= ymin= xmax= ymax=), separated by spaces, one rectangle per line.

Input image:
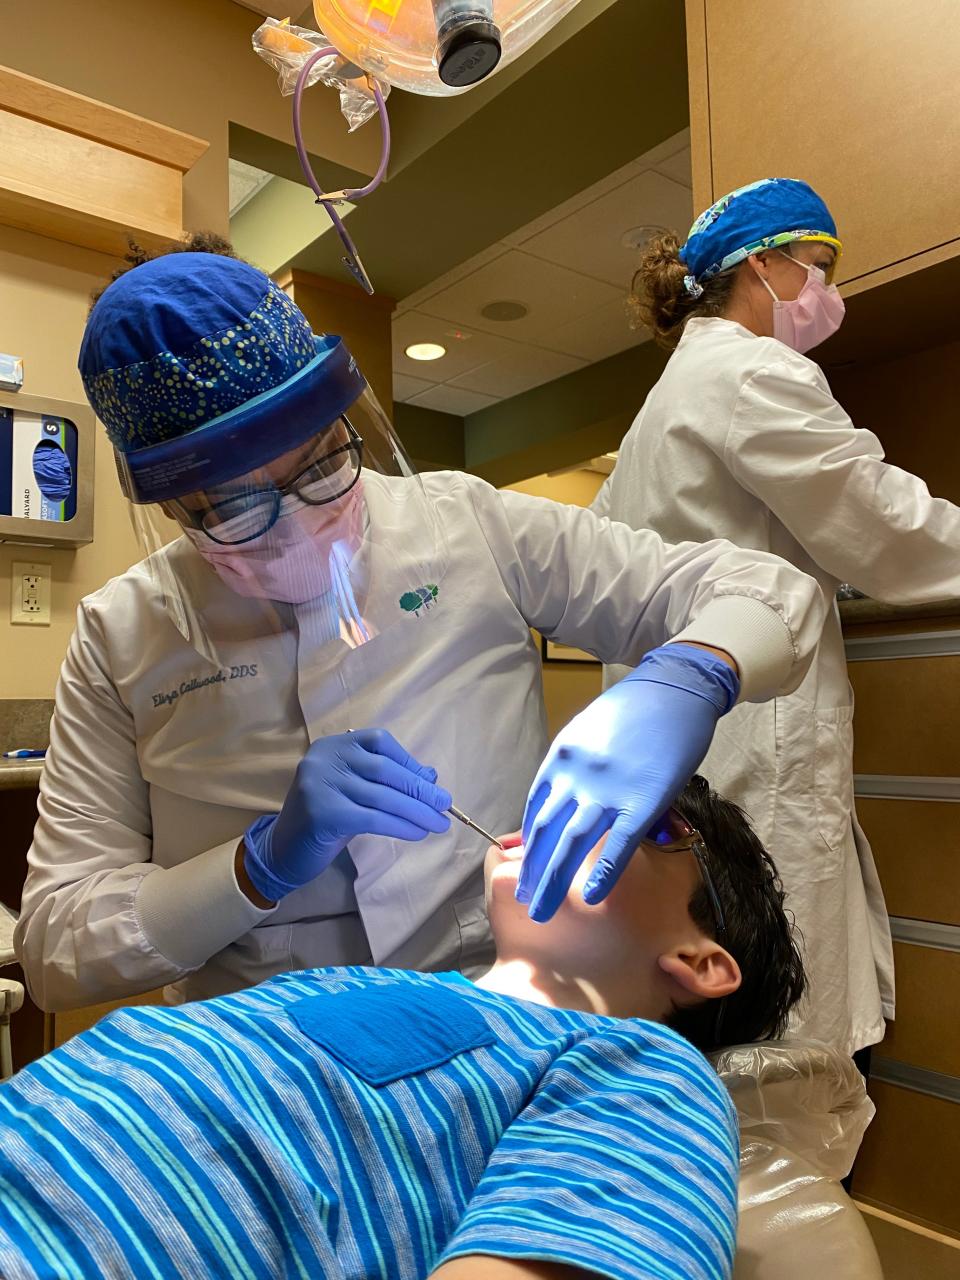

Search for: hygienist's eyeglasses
xmin=779 ymin=248 xmax=838 ymax=285
xmin=644 ymin=807 xmax=727 ymax=943
xmin=172 ymin=418 xmax=364 ymax=546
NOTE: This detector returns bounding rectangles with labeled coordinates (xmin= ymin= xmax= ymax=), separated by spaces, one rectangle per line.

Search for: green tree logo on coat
xmin=399 ymin=585 xmax=439 ymax=617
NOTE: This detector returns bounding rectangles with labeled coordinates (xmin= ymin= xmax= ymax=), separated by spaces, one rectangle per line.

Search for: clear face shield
xmin=117 ymin=336 xmax=447 ymax=668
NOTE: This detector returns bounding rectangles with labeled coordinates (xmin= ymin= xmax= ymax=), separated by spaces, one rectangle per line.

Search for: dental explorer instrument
xmin=448 ymin=805 xmax=504 ymax=851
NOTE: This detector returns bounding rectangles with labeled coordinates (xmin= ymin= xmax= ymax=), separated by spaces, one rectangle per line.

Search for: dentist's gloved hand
xmin=242 ymin=729 xmax=452 ymax=903
xmin=518 ymin=643 xmax=740 ymax=922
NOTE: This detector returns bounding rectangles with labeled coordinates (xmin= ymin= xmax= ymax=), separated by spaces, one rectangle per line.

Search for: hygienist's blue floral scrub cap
xmin=679 ymin=178 xmax=843 ymax=298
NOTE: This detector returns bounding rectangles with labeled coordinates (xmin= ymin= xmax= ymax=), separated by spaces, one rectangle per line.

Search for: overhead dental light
xmin=313 ymin=1 xmax=585 ymax=95
xmin=253 ymin=1 xmax=586 ymax=295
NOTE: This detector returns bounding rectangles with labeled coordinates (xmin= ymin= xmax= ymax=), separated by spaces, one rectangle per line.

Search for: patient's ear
xmin=658 ymin=943 xmax=741 ymax=1001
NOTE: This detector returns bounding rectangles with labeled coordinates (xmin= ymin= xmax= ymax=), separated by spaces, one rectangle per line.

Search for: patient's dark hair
xmin=664 ymin=774 xmax=806 ymax=1054
xmin=89 ymin=231 xmax=238 ymax=309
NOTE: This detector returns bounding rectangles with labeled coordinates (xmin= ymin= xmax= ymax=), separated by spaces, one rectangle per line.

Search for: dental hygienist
xmin=16 ymin=243 xmax=825 ymax=1011
xmin=595 ymin=178 xmax=960 ymax=1056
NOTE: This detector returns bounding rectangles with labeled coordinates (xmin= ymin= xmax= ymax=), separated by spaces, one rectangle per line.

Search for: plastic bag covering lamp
xmin=313 ymin=0 xmax=585 ymax=94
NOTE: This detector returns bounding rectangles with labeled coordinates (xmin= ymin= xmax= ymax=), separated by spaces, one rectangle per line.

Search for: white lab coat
xmin=17 ymin=468 xmax=824 ymax=1012
xmin=594 ymin=317 xmax=960 ymax=1055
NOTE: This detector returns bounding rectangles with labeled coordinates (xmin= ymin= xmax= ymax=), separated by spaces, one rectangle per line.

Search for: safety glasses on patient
xmin=644 ymin=806 xmax=727 ymax=943
xmin=645 ymin=805 xmax=729 ymax=1043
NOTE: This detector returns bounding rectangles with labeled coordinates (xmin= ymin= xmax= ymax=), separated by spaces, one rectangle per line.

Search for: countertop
xmin=0 ymin=700 xmax=53 ymax=790
xmin=0 ymin=758 xmax=43 ymax=791
xmin=839 ymin=596 xmax=960 ymax=627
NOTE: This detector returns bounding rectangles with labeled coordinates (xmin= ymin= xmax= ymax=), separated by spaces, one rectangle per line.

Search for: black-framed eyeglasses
xmin=645 ymin=805 xmax=729 ymax=1044
xmin=644 ymin=806 xmax=727 ymax=943
xmin=172 ymin=418 xmax=364 ymax=546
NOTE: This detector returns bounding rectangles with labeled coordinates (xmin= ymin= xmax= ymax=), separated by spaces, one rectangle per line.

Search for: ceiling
xmin=227 ymin=0 xmax=691 ymax=482
xmin=228 ymin=158 xmax=273 ymax=214
xmin=231 ymin=132 xmax=691 ymax=418
xmin=391 ymin=129 xmax=691 ymax=415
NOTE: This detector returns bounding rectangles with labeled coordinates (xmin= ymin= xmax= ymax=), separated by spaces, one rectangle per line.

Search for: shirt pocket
xmin=814 ymin=705 xmax=855 ymax=860
xmin=288 ymin=980 xmax=495 ymax=1085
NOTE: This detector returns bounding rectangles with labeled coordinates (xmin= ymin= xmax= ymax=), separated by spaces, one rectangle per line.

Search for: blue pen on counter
xmin=2 ymin=749 xmax=46 ymax=759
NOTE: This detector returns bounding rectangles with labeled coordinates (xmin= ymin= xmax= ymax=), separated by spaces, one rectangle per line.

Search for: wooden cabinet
xmin=857 ymin=797 xmax=960 ymax=929
xmin=854 ymin=1082 xmax=960 ymax=1236
xmin=844 ymin=615 xmax=960 ymax=1238
xmin=0 ymin=65 xmax=207 ymax=256
xmin=850 ymin=652 xmax=960 ymax=777
xmin=685 ymin=0 xmax=960 ymax=295
xmin=0 ymin=779 xmax=45 ymax=1070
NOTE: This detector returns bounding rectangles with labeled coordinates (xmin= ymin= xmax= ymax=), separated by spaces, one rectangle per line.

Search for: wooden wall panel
xmin=850 ymin=656 xmax=960 ymax=777
xmin=683 ymin=1 xmax=713 ymax=211
xmin=856 ymin=798 xmax=960 ymax=926
xmin=853 ymin=1082 xmax=960 ymax=1235
xmin=879 ymin=943 xmax=960 ymax=1078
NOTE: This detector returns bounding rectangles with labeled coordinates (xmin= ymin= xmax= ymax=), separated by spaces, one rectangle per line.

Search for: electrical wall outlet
xmin=11 ymin=561 xmax=51 ymax=626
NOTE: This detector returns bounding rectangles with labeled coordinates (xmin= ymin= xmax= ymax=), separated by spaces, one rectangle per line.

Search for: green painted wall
xmin=393 ymin=403 xmax=467 ymax=472
xmin=395 ymin=340 xmax=669 ymax=486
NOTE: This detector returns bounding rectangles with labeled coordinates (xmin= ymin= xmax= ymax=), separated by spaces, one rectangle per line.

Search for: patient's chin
xmin=488 ymin=859 xmax=522 ymax=894
xmin=486 ymin=859 xmax=536 ymax=934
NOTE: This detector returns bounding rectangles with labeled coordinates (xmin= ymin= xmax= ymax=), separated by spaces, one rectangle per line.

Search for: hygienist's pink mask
xmin=758 ymin=252 xmax=845 ymax=353
xmin=184 ymin=477 xmax=366 ymax=603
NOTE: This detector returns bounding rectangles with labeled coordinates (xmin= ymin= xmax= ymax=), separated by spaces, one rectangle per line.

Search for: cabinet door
xmin=689 ymin=0 xmax=960 ymax=287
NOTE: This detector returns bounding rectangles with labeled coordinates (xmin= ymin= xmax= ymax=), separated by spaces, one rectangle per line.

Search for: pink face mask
xmin=758 ymin=252 xmax=845 ymax=353
xmin=184 ymin=478 xmax=366 ymax=603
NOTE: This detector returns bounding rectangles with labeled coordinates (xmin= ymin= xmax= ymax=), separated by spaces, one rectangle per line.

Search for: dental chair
xmin=714 ymin=1040 xmax=883 ymax=1279
xmin=0 ymin=903 xmax=24 ymax=1081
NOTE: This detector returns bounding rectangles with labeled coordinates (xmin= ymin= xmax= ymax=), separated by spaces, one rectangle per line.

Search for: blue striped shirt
xmin=0 ymin=968 xmax=738 ymax=1278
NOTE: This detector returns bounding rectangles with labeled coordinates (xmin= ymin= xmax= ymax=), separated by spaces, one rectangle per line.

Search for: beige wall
xmin=0 ymin=227 xmax=146 ymax=697
xmin=507 ymin=469 xmax=607 ymax=510
xmin=0 ymin=0 xmax=382 ymax=699
xmin=504 ymin=469 xmax=605 ymax=740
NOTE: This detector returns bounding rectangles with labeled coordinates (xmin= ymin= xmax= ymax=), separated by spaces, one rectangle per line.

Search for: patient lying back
xmin=0 ymin=775 xmax=805 ymax=1280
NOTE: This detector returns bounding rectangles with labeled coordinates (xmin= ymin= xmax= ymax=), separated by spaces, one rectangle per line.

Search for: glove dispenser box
xmin=0 ymin=389 xmax=94 ymax=548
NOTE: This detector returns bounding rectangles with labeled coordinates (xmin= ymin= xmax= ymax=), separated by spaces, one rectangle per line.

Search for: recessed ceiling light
xmin=480 ymin=300 xmax=529 ymax=322
xmin=405 ymin=342 xmax=446 ymax=361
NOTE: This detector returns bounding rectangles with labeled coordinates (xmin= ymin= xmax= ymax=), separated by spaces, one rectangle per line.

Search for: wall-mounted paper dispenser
xmin=0 ymin=389 xmax=94 ymax=547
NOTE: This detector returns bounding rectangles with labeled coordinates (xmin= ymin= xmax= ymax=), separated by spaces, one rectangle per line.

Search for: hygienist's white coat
xmin=17 ymin=469 xmax=824 ymax=1011
xmin=595 ymin=317 xmax=960 ymax=1055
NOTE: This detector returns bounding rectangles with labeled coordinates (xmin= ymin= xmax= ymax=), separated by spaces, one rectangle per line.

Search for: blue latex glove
xmin=243 ymin=729 xmax=452 ymax=903
xmin=518 ymin=643 xmax=740 ymax=922
xmin=32 ymin=441 xmax=73 ymax=502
